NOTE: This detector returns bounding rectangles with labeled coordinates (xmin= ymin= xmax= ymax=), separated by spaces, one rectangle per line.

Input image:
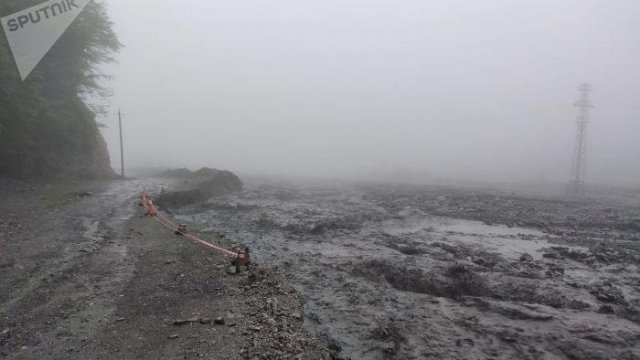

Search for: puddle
xmin=449 ymin=234 xmax=553 ymax=260
xmin=382 ymin=217 xmax=544 ymax=237
xmin=380 ymin=217 xmax=570 ymax=260
xmin=438 ymin=219 xmax=545 ymax=237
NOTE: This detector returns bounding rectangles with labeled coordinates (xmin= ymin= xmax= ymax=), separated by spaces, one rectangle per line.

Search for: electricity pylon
xmin=568 ymin=84 xmax=593 ymax=197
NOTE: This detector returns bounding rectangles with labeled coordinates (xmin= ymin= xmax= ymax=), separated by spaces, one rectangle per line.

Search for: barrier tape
xmin=141 ymin=188 xmax=243 ymax=260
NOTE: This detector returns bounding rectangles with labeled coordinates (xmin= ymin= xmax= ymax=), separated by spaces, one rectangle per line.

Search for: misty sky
xmin=98 ymin=0 xmax=640 ymax=185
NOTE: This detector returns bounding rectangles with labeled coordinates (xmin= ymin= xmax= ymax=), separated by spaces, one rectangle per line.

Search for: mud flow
xmin=175 ymin=179 xmax=640 ymax=360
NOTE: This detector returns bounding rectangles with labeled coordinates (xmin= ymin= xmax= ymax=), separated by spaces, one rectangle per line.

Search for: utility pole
xmin=568 ymin=84 xmax=593 ymax=197
xmin=118 ymin=109 xmax=125 ymax=177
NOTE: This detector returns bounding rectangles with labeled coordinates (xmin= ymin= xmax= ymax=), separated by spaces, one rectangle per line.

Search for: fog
xmin=99 ymin=0 xmax=640 ymax=186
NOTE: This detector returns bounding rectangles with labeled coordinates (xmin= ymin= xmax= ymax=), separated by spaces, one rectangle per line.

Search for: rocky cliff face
xmin=0 ymin=100 xmax=116 ymax=179
xmin=61 ymin=117 xmax=115 ymax=179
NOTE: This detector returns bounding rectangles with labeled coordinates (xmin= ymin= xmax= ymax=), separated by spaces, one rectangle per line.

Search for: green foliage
xmin=0 ymin=0 xmax=120 ymax=178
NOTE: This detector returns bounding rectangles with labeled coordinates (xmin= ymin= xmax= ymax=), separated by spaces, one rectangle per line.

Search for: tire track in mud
xmin=0 ymin=180 xmax=142 ymax=359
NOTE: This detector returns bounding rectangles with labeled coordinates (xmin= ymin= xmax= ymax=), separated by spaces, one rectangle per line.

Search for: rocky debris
xmin=598 ymin=304 xmax=616 ymax=314
xmin=155 ymin=167 xmax=243 ymax=209
xmin=519 ymin=253 xmax=534 ymax=262
xmin=619 ymin=304 xmax=640 ymax=324
xmin=256 ymin=211 xmax=368 ymax=235
xmin=382 ymin=236 xmax=428 ymax=256
xmin=489 ymin=303 xmax=554 ymax=321
xmin=431 ymin=241 xmax=467 ymax=258
xmin=308 ymin=217 xmax=363 ymax=235
xmin=226 ymin=314 xmax=238 ymax=327
xmin=67 ymin=191 xmax=94 ymax=198
xmin=568 ymin=299 xmax=591 ymax=310
xmin=535 ymin=245 xmax=637 ymax=267
xmin=237 ymin=267 xmax=332 ymax=360
xmin=590 ymin=284 xmax=628 ymax=305
xmin=555 ymin=247 xmax=590 ymax=262
xmin=455 ymin=338 xmax=474 ymax=347
xmin=0 ymin=329 xmax=11 ymax=344
xmin=445 ymin=262 xmax=491 ymax=297
xmin=508 ymin=259 xmax=546 ymax=279
xmin=368 ymin=319 xmax=406 ymax=356
xmin=172 ymin=317 xmax=201 ymax=326
xmin=542 ymin=249 xmax=563 ymax=259
xmin=588 ymin=244 xmax=633 ymax=264
xmin=545 ymin=263 xmax=565 ymax=278
xmin=354 ymin=259 xmax=490 ymax=299
xmin=471 ymin=253 xmax=499 ymax=268
xmin=214 ymin=317 xmax=225 ymax=325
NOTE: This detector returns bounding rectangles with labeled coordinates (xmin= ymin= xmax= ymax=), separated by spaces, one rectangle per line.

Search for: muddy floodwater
xmin=176 ymin=179 xmax=640 ymax=360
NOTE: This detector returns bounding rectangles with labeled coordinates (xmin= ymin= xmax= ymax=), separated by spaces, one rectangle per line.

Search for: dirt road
xmin=0 ymin=179 xmax=329 ymax=360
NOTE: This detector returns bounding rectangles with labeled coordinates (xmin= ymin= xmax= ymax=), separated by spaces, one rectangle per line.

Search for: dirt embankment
xmin=154 ymin=168 xmax=243 ymax=210
xmin=0 ymin=178 xmax=330 ymax=360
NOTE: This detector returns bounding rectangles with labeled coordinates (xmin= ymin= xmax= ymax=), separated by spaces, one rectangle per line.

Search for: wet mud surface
xmin=177 ymin=179 xmax=640 ymax=360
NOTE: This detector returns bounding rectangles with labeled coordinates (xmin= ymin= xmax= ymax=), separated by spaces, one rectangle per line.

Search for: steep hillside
xmin=0 ymin=0 xmax=120 ymax=179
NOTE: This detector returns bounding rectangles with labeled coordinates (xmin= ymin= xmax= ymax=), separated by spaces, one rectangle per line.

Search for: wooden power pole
xmin=118 ymin=109 xmax=125 ymax=177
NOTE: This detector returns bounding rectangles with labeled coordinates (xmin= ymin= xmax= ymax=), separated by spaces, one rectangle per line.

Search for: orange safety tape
xmin=152 ymin=214 xmax=240 ymax=258
xmin=141 ymin=189 xmax=241 ymax=259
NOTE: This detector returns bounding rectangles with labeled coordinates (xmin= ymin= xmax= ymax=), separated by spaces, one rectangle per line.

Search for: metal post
xmin=118 ymin=109 xmax=125 ymax=177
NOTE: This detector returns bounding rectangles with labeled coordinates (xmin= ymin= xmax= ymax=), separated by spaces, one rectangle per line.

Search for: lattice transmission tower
xmin=568 ymin=83 xmax=594 ymax=197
